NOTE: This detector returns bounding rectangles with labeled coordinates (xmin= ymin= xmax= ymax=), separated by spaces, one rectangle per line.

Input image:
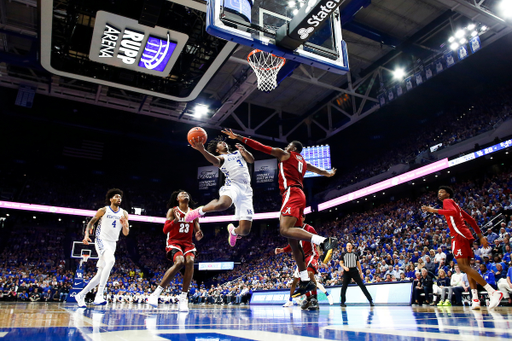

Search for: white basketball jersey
xmin=220 ymin=150 xmax=251 ymax=186
xmin=96 ymin=206 xmax=125 ymax=242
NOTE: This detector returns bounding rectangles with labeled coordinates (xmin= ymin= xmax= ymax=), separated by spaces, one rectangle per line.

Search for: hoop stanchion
xmin=247 ymin=49 xmax=286 ymax=92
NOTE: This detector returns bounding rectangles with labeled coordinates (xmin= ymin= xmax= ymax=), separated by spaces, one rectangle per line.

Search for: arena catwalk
xmin=1 ymin=302 xmax=512 ymax=340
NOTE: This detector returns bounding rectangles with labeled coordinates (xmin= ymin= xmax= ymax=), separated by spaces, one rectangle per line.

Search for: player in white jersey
xmin=74 ymin=188 xmax=129 ymax=308
xmin=187 ymin=132 xmax=254 ymax=247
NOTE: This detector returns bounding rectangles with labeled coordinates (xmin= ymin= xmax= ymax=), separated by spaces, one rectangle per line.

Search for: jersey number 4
xmin=112 ymin=220 xmax=116 ymax=228
xmin=179 ymin=223 xmax=190 ymax=233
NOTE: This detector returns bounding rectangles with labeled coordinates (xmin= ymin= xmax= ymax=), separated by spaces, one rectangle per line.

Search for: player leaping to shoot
xmin=224 ymin=128 xmax=338 ymax=297
xmin=186 ymin=134 xmax=255 ymax=247
xmin=422 ymin=186 xmax=503 ymax=310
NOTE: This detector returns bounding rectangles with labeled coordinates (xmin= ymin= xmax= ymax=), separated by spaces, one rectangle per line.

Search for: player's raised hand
xmin=120 ymin=216 xmax=129 ymax=229
xmin=275 ymin=248 xmax=283 ymax=255
xmin=326 ymin=168 xmax=337 ymax=177
xmin=221 ymin=128 xmax=238 ymax=139
xmin=235 ymin=143 xmax=246 ymax=152
xmin=480 ymin=235 xmax=489 ymax=248
xmin=189 ymin=137 xmax=206 ymax=151
xmin=83 ymin=235 xmax=92 ymax=245
xmin=195 ymin=230 xmax=204 ymax=241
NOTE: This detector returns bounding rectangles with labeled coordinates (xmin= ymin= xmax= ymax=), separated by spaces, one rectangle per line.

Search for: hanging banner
xmin=198 ymin=165 xmax=219 ymax=191
xmin=469 ymin=36 xmax=481 ymax=53
xmin=378 ymin=93 xmax=386 ymax=107
xmin=254 ymin=159 xmax=278 ymax=185
xmin=387 ymin=88 xmax=394 ymax=102
xmin=395 ymin=84 xmax=403 ymax=97
xmin=415 ymin=72 xmax=423 ymax=86
xmin=458 ymin=44 xmax=468 ymax=60
xmin=445 ymin=52 xmax=455 ymax=67
xmin=435 ymin=58 xmax=444 ymax=74
xmin=405 ymin=76 xmax=413 ymax=91
xmin=425 ymin=64 xmax=433 ymax=80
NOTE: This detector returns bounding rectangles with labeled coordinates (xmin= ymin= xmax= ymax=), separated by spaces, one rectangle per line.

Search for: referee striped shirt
xmin=341 ymin=252 xmax=358 ymax=269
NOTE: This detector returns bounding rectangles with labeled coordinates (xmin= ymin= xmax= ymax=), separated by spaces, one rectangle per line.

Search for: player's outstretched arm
xmin=121 ymin=211 xmax=130 ymax=236
xmin=222 ymin=128 xmax=289 ymax=161
xmin=306 ymin=162 xmax=336 ymax=177
xmin=189 ymin=137 xmax=222 ymax=167
xmin=84 ymin=207 xmax=106 ymax=245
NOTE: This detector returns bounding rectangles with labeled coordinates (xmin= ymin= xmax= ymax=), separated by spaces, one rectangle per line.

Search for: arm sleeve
xmin=282 ymin=244 xmax=292 ymax=253
xmin=163 ymin=220 xmax=175 ymax=234
xmin=242 ymin=137 xmax=273 ymax=155
xmin=461 ymin=209 xmax=482 ymax=234
xmin=437 ymin=199 xmax=458 ymax=216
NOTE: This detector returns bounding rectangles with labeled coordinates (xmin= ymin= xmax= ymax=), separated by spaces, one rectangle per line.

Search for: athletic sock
xmin=153 ymin=286 xmax=164 ymax=297
xmin=198 ymin=207 xmax=205 ymax=216
xmin=289 ymin=296 xmax=293 ymax=302
xmin=471 ymin=289 xmax=479 ymax=301
xmin=230 ymin=227 xmax=237 ymax=236
xmin=311 ymin=235 xmax=326 ymax=246
xmin=484 ymin=284 xmax=496 ymax=295
xmin=299 ymin=270 xmax=309 ymax=281
xmin=325 ymin=291 xmax=330 ymax=296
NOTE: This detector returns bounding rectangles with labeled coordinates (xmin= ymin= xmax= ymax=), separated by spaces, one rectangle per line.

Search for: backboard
xmin=207 ymin=0 xmax=349 ymax=74
xmin=71 ymin=241 xmax=99 ymax=260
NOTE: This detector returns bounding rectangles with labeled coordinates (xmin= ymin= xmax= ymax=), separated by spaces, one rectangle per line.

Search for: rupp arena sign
xmin=89 ymin=11 xmax=188 ymax=76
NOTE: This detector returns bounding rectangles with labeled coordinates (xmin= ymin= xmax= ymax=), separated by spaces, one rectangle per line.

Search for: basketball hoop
xmin=79 ymin=254 xmax=90 ymax=268
xmin=247 ymin=49 xmax=286 ymax=92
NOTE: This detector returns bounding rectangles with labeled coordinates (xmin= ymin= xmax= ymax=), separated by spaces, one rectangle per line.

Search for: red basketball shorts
xmin=166 ymin=241 xmax=196 ymax=262
xmin=451 ymin=235 xmax=474 ymax=259
xmin=280 ymin=187 xmax=306 ymax=226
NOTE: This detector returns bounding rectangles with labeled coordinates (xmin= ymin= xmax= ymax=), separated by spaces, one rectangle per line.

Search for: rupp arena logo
xmin=89 ymin=11 xmax=187 ymax=77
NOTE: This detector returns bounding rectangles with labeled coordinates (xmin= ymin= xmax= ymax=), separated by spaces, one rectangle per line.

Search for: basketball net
xmin=80 ymin=254 xmax=90 ymax=268
xmin=247 ymin=49 xmax=286 ymax=92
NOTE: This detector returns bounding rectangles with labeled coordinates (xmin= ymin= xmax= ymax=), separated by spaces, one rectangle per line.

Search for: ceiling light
xmin=471 ymin=31 xmax=478 ymax=37
xmin=455 ymin=29 xmax=465 ymax=38
xmin=293 ymin=9 xmax=299 ymax=15
xmin=459 ymin=38 xmax=467 ymax=44
xmin=499 ymin=0 xmax=512 ymax=18
xmin=393 ymin=68 xmax=405 ymax=80
xmin=467 ymin=24 xmax=476 ymax=30
xmin=448 ymin=36 xmax=455 ymax=43
xmin=481 ymin=25 xmax=488 ymax=32
xmin=287 ymin=1 xmax=295 ymax=7
xmin=194 ymin=104 xmax=209 ymax=118
xmin=450 ymin=42 xmax=459 ymax=51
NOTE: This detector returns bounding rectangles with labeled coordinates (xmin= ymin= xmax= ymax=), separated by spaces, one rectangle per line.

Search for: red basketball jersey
xmin=278 ymin=151 xmax=307 ymax=194
xmin=282 ymin=224 xmax=318 ymax=258
xmin=166 ymin=206 xmax=194 ymax=244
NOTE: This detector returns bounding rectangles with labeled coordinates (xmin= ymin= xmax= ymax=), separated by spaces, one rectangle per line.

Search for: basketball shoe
xmin=488 ymin=291 xmax=504 ymax=309
xmin=292 ymin=280 xmax=316 ymax=298
xmin=471 ymin=299 xmax=481 ymax=310
xmin=283 ymin=300 xmax=293 ymax=307
xmin=319 ymin=237 xmax=338 ymax=264
xmin=184 ymin=206 xmax=204 ymax=222
xmin=178 ymin=292 xmax=189 ymax=312
xmin=75 ymin=293 xmax=86 ymax=308
xmin=147 ymin=295 xmax=158 ymax=308
xmin=227 ymin=224 xmax=238 ymax=247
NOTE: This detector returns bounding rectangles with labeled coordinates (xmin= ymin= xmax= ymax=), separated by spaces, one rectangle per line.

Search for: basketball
xmin=187 ymin=127 xmax=208 ymax=145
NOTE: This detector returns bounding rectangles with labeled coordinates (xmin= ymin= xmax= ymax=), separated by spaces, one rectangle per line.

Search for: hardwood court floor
xmin=1 ymin=302 xmax=511 ymax=340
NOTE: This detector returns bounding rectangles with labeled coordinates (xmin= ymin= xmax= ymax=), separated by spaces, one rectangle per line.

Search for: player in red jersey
xmin=276 ymin=220 xmax=333 ymax=309
xmin=422 ymin=186 xmax=503 ymax=310
xmin=222 ymin=128 xmax=337 ymax=297
xmin=148 ymin=190 xmax=203 ymax=312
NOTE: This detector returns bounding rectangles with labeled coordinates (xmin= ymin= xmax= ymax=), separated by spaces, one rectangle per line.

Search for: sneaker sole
xmin=323 ymin=249 xmax=333 ymax=264
xmin=227 ymin=224 xmax=236 ymax=247
xmin=94 ymin=301 xmax=107 ymax=306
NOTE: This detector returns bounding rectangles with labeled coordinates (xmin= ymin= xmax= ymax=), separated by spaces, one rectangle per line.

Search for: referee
xmin=340 ymin=243 xmax=374 ymax=307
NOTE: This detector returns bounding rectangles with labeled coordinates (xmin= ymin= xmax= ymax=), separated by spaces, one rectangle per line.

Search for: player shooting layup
xmin=223 ymin=129 xmax=338 ymax=296
xmin=186 ymin=134 xmax=255 ymax=247
xmin=75 ymin=188 xmax=129 ymax=307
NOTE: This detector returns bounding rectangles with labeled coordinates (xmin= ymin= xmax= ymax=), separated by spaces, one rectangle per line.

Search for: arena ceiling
xmin=0 ymin=0 xmax=511 ymax=143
